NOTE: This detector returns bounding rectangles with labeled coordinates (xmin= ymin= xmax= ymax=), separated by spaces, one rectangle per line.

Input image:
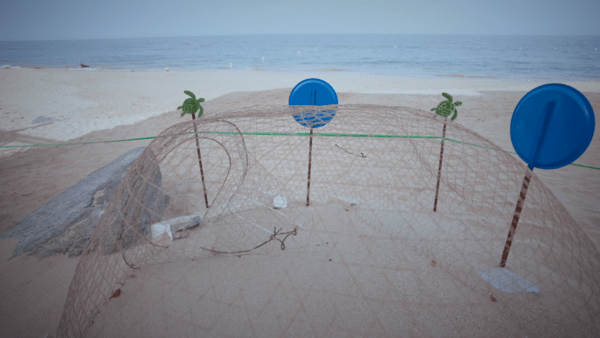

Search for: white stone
xmin=273 ymin=196 xmax=287 ymax=209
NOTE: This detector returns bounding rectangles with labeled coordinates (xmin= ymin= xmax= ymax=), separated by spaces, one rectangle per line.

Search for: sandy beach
xmin=1 ymin=67 xmax=599 ymax=337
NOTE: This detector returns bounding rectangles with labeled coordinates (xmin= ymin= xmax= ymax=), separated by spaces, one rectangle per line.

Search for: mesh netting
xmin=56 ymin=104 xmax=600 ymax=337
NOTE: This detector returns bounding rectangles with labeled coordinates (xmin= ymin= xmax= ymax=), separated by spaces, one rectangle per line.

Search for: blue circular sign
xmin=289 ymin=78 xmax=338 ymax=128
xmin=510 ymin=83 xmax=595 ymax=170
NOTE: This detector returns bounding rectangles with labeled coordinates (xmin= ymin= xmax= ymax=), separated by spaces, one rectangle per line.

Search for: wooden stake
xmin=433 ymin=117 xmax=447 ymax=212
xmin=192 ymin=113 xmax=209 ymax=208
xmin=500 ymin=167 xmax=532 ymax=267
xmin=306 ymin=127 xmax=314 ymax=206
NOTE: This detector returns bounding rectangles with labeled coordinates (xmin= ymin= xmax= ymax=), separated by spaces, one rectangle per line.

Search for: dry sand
xmin=0 ymin=68 xmax=599 ymax=337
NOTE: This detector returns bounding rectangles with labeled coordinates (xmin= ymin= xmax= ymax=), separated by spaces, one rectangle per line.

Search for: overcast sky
xmin=1 ymin=0 xmax=598 ymax=41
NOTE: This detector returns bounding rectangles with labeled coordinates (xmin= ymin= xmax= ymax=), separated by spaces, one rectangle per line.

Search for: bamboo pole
xmin=191 ymin=113 xmax=209 ymax=208
xmin=433 ymin=117 xmax=447 ymax=212
xmin=306 ymin=126 xmax=314 ymax=206
xmin=500 ymin=167 xmax=533 ymax=267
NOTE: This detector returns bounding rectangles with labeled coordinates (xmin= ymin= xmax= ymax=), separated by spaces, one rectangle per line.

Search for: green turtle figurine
xmin=178 ymin=90 xmax=205 ymax=118
xmin=431 ymin=93 xmax=462 ymax=121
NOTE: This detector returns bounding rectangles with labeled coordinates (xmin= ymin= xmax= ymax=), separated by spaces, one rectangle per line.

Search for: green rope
xmin=1 ymin=131 xmax=598 ymax=170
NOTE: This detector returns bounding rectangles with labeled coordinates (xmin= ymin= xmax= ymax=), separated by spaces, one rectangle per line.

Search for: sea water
xmin=1 ymin=33 xmax=599 ymax=82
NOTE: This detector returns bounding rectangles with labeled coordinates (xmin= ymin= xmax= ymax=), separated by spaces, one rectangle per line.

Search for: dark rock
xmin=0 ymin=146 xmax=167 ymax=260
xmin=100 ymin=149 xmax=168 ymax=255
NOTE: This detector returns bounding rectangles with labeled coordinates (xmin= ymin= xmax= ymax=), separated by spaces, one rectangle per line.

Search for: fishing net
xmin=55 ymin=104 xmax=600 ymax=337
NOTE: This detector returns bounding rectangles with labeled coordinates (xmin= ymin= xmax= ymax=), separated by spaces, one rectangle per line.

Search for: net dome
xmin=56 ymin=104 xmax=600 ymax=338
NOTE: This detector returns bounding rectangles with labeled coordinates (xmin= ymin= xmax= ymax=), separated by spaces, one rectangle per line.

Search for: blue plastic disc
xmin=289 ymin=78 xmax=338 ymax=128
xmin=510 ymin=83 xmax=595 ymax=170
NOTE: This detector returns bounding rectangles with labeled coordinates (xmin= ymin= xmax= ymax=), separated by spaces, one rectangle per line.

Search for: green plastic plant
xmin=431 ymin=92 xmax=462 ymax=121
xmin=178 ymin=90 xmax=205 ymax=118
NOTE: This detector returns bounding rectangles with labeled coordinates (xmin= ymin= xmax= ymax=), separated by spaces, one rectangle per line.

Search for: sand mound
xmin=56 ymin=104 xmax=600 ymax=337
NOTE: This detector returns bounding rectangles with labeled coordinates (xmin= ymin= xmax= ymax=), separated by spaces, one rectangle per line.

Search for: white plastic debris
xmin=151 ymin=222 xmax=173 ymax=240
xmin=273 ymin=196 xmax=287 ymax=209
xmin=151 ymin=215 xmax=201 ymax=241
xmin=327 ymin=195 xmax=358 ymax=211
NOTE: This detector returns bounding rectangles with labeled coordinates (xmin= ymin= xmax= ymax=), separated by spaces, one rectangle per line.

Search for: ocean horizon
xmin=1 ymin=34 xmax=599 ymax=83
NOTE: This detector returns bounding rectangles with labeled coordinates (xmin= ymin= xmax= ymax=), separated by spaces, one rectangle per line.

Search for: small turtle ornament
xmin=431 ymin=93 xmax=462 ymax=121
xmin=178 ymin=90 xmax=205 ymax=117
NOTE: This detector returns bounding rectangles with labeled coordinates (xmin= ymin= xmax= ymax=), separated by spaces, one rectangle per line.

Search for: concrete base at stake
xmin=476 ymin=268 xmax=540 ymax=294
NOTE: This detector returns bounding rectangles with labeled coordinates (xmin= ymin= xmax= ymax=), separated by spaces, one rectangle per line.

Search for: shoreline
xmin=3 ymin=65 xmax=599 ymax=83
